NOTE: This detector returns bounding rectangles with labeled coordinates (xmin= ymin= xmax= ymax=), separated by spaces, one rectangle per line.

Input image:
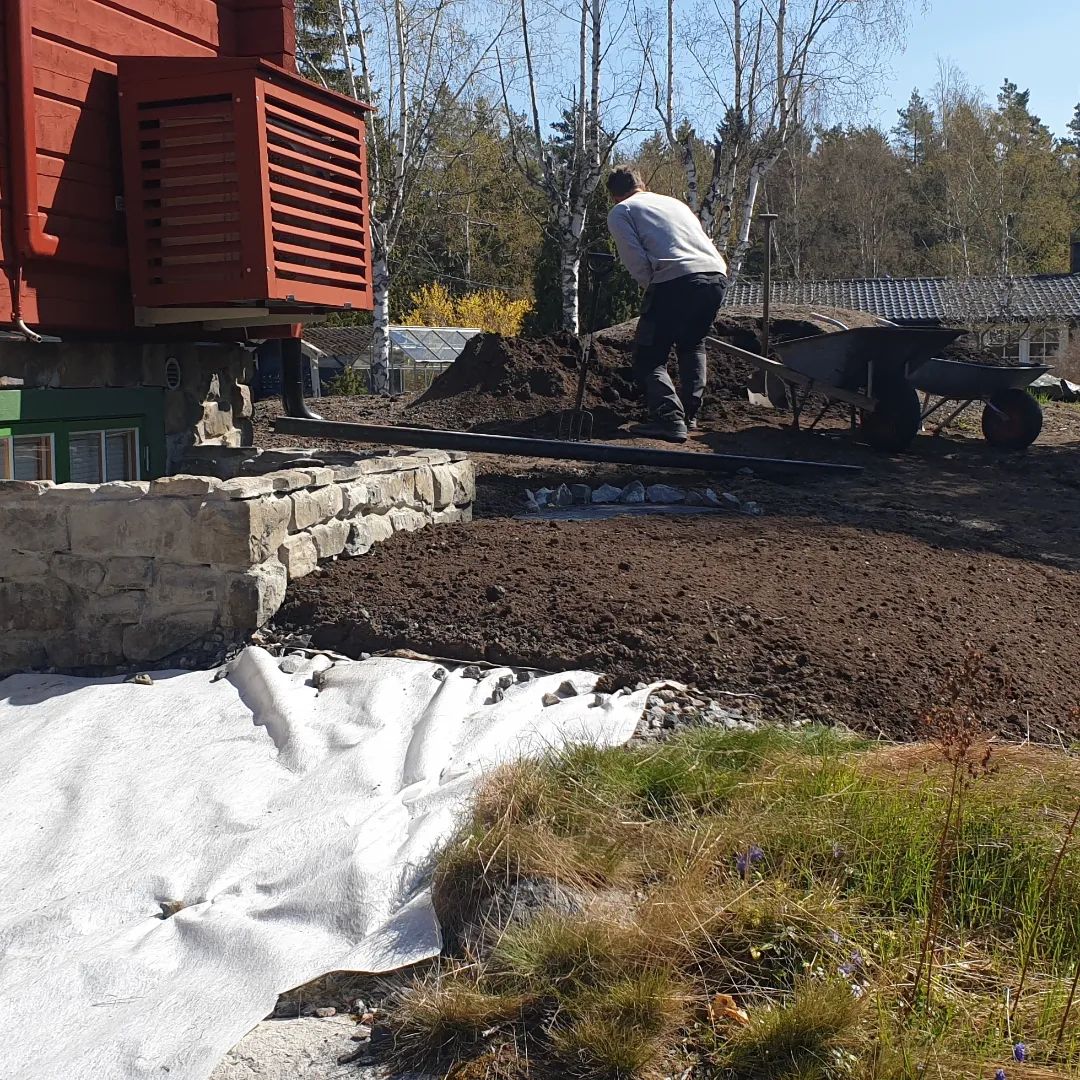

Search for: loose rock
xmin=554 ymin=483 xmax=574 ymax=508
xmin=646 ymin=483 xmax=685 ymax=505
xmin=620 ymin=480 xmax=646 ymax=504
xmin=591 ymin=483 xmax=623 ymax=504
xmin=570 ymin=483 xmax=592 ymax=505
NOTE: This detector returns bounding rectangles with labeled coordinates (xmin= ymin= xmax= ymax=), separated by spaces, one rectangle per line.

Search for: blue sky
xmin=874 ymin=0 xmax=1080 ymax=137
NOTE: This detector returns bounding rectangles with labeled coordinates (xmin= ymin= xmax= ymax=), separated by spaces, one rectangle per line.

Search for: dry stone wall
xmin=0 ymin=450 xmax=474 ymax=674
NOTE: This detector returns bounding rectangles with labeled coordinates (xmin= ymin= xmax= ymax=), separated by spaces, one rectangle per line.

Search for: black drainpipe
xmin=280 ymin=336 xmax=322 ymax=420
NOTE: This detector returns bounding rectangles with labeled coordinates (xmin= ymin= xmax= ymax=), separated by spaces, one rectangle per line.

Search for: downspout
xmin=5 ymin=0 xmax=126 ymax=270
xmin=280 ymin=328 xmax=322 ymax=420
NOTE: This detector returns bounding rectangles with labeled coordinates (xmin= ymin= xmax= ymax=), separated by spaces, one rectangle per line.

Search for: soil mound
xmin=406 ymin=305 xmax=880 ymax=436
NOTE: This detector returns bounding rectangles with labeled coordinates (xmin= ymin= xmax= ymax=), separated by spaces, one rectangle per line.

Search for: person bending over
xmin=606 ymin=167 xmax=728 ymax=443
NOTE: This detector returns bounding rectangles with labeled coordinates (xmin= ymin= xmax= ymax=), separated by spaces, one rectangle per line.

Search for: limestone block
xmin=215 ymin=475 xmax=277 ymax=500
xmin=340 ymin=473 xmax=410 ymax=515
xmin=42 ymin=483 xmax=100 ymax=500
xmin=0 ymin=480 xmax=53 ymax=497
xmin=279 ymin=532 xmax=319 ymax=579
xmin=431 ymin=465 xmax=456 ymax=510
xmin=149 ymin=475 xmax=222 ymax=497
xmin=0 ymin=636 xmax=48 ymax=673
xmin=344 ymin=513 xmax=394 ymax=556
xmin=104 ymin=556 xmax=155 ymax=590
xmin=123 ymin=608 xmax=220 ymax=663
xmin=433 ymin=505 xmax=472 ymax=525
xmin=409 ymin=449 xmax=452 ymax=466
xmin=327 ymin=464 xmax=366 ymax=482
xmin=310 ymin=519 xmax=349 ymax=559
xmin=290 ymin=484 xmax=343 ymax=531
xmin=0 ymin=550 xmax=50 ymax=579
xmin=152 ymin=563 xmax=225 ymax=608
xmin=52 ymin=553 xmax=107 ymax=592
xmin=368 ymin=454 xmax=426 ymax=473
xmin=0 ymin=503 xmax=69 ymax=553
xmin=93 ymin=481 xmax=152 ymax=499
xmin=0 ymin=580 xmax=74 ymax=631
xmin=223 ymin=561 xmax=287 ymax=628
xmin=268 ymin=469 xmax=316 ymax=494
xmin=193 ymin=495 xmax=291 ymax=567
xmin=199 ymin=400 xmax=235 ymax=440
xmin=389 ymin=507 xmax=429 ymax=534
xmin=412 ymin=466 xmax=435 ymax=507
xmin=303 ymin=466 xmax=336 ymax=488
xmin=70 ymin=498 xmax=196 ymax=560
xmin=449 ymin=460 xmax=476 ymax=506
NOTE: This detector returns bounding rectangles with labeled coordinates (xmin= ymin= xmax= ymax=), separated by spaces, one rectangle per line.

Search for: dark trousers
xmin=633 ymin=272 xmax=727 ymax=423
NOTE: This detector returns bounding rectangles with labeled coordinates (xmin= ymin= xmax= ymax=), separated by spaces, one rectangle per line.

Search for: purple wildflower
xmin=828 ymin=929 xmax=841 ymax=945
xmin=995 ymin=1070 xmax=1007 ymax=1080
xmin=838 ymin=951 xmax=865 ymax=978
xmin=1013 ymin=1044 xmax=1025 ymax=1064
xmin=749 ymin=845 xmax=765 ymax=865
xmin=832 ymin=842 xmax=845 ymax=860
xmin=735 ymin=852 xmax=749 ymax=878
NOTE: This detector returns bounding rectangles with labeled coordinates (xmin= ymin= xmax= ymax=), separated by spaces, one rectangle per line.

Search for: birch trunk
xmin=560 ymin=242 xmax=581 ymax=334
xmin=370 ymin=254 xmax=392 ymax=395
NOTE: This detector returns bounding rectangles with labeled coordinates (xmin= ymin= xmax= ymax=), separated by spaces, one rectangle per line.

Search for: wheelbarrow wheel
xmin=981 ymin=388 xmax=1042 ymax=449
xmin=860 ymin=384 xmax=921 ymax=452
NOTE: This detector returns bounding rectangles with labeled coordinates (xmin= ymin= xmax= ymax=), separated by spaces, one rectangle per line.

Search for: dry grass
xmin=385 ymin=728 xmax=1080 ymax=1080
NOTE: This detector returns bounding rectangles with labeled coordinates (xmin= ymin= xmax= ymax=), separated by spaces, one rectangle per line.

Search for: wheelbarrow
xmin=708 ymin=325 xmax=1048 ymax=452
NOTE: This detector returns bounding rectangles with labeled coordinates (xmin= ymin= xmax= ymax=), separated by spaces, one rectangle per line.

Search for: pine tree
xmin=893 ymin=89 xmax=934 ymax=167
xmin=1065 ymin=103 xmax=1080 ymax=147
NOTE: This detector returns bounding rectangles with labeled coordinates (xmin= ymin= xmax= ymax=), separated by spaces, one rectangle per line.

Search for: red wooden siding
xmin=0 ymin=0 xmax=303 ymax=336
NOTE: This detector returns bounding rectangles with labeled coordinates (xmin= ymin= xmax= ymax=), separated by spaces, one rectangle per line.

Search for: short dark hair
xmin=606 ymin=167 xmax=643 ymax=198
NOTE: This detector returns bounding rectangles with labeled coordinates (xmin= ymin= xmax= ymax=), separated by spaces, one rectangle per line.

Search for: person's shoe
xmin=629 ymin=420 xmax=689 ymax=443
xmin=687 ymin=418 xmax=699 ymax=431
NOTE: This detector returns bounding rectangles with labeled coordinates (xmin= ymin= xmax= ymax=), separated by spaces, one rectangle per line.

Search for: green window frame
xmin=0 ymin=389 xmax=166 ymax=484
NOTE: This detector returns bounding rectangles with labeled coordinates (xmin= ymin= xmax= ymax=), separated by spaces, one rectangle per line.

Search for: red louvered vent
xmin=118 ymin=57 xmax=372 ymax=318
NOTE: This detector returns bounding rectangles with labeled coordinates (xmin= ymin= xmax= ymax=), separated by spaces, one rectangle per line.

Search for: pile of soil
xmin=277 ymin=514 xmax=1080 ymax=741
xmin=405 ymin=305 xmax=882 ymax=436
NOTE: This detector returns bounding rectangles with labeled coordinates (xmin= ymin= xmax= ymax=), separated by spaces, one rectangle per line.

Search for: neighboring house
xmin=299 ymin=325 xmax=481 ymax=396
xmin=725 ymin=240 xmax=1080 ymax=373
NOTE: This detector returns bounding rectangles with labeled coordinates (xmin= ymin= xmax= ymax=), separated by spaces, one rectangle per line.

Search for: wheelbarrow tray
xmin=909 ymin=358 xmax=1049 ymax=399
xmin=772 ymin=327 xmax=965 ymax=391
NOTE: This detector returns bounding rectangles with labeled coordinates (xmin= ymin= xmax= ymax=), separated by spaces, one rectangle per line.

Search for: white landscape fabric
xmin=0 ymin=648 xmax=648 ymax=1080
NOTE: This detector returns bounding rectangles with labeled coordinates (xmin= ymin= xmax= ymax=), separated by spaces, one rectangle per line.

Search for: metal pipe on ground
xmin=271 ymin=417 xmax=861 ymax=479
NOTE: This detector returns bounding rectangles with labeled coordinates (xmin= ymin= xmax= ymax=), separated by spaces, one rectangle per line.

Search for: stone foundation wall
xmin=0 ymin=450 xmax=474 ymax=674
xmin=0 ymin=340 xmax=253 ymax=472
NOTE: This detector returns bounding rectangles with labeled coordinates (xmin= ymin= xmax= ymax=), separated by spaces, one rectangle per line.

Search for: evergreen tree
xmin=893 ymin=89 xmax=935 ymax=167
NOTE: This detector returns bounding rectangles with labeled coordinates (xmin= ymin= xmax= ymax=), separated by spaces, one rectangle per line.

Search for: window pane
xmin=13 ymin=435 xmax=54 ymax=481
xmin=69 ymin=432 xmax=103 ymax=484
xmin=105 ymin=430 xmax=136 ymax=481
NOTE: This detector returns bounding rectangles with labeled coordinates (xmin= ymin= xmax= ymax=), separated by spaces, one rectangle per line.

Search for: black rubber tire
xmin=981 ymin=389 xmax=1043 ymax=449
xmin=860 ymin=384 xmax=922 ymax=452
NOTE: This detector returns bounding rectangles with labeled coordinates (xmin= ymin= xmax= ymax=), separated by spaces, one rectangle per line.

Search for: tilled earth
xmin=279 ymin=512 xmax=1080 ymax=742
xmin=263 ymin=312 xmax=1080 ymax=742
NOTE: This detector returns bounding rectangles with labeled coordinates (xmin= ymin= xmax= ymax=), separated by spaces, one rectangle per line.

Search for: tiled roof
xmin=724 ymin=274 xmax=1080 ymax=323
xmin=303 ymin=324 xmax=375 ymax=358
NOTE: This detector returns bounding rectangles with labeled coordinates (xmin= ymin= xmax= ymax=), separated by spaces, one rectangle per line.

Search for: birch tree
xmin=497 ymin=0 xmax=643 ymax=333
xmin=298 ymin=0 xmax=508 ymax=392
xmin=641 ymin=0 xmax=911 ymax=281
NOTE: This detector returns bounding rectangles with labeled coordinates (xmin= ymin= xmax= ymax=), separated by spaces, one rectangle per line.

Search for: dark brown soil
xmin=404 ymin=306 xmax=884 ymax=436
xmin=259 ymin=310 xmax=1080 ymax=743
xmin=278 ymin=514 xmax=1080 ymax=741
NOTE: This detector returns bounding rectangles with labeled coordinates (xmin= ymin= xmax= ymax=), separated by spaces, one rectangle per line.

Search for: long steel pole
xmin=271 ymin=417 xmax=861 ymax=478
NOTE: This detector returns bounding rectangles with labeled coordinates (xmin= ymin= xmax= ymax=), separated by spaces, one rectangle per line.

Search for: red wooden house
xmin=0 ymin=1 xmax=371 ymax=483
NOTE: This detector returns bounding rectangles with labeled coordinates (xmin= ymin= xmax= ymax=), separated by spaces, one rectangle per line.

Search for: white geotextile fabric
xmin=0 ymin=647 xmax=649 ymax=1080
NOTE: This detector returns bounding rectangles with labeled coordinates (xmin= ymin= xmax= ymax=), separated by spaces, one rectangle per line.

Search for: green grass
xmin=389 ymin=729 xmax=1080 ymax=1080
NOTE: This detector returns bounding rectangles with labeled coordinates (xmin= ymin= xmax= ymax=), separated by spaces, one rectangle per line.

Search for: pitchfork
xmin=558 ymin=250 xmax=616 ymax=442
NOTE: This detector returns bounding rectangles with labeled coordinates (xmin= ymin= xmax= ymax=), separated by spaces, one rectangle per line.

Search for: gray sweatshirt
xmin=607 ymin=191 xmax=728 ymax=287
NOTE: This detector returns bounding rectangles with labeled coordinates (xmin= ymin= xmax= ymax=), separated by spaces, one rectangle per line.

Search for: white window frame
xmin=0 ymin=432 xmax=57 ymax=482
xmin=68 ymin=427 xmax=141 ymax=484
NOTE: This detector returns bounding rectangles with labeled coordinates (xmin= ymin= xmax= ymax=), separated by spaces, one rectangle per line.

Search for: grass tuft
xmin=387 ymin=726 xmax=1080 ymax=1079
